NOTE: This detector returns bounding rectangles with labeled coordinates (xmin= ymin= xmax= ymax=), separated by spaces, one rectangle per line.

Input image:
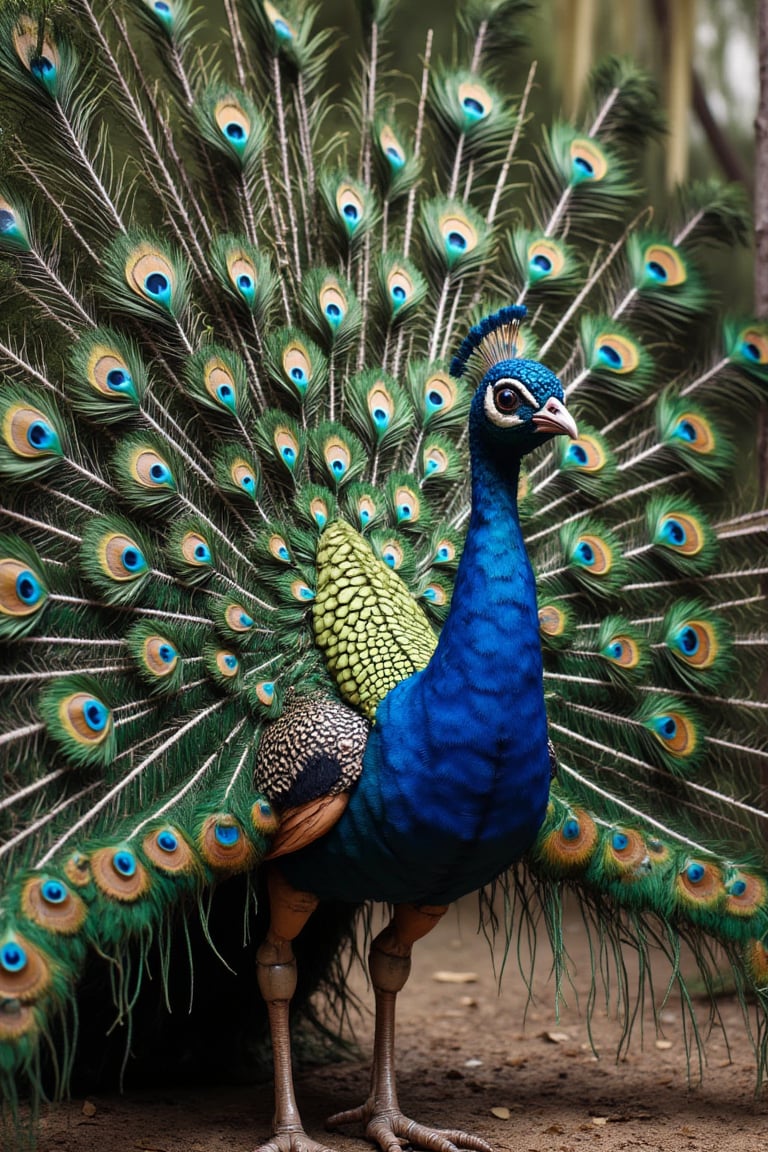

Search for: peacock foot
xmin=326 ymin=1103 xmax=494 ymax=1152
xmin=255 ymin=1125 xmax=336 ymax=1152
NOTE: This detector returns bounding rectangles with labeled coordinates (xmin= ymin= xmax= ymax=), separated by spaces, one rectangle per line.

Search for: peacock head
xmin=451 ymin=306 xmax=577 ymax=465
xmin=471 ymin=357 xmax=577 ymax=460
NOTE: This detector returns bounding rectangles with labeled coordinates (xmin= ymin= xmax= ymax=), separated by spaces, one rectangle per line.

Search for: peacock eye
xmin=492 ymin=381 xmax=521 ymax=414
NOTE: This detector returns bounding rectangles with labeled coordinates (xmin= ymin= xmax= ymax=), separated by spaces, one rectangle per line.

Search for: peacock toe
xmin=326 ymin=1102 xmax=494 ymax=1152
xmin=255 ymin=1126 xmax=338 ymax=1152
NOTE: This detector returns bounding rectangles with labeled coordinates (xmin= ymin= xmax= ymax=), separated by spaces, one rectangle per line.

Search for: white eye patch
xmin=483 ymin=378 xmax=539 ymax=427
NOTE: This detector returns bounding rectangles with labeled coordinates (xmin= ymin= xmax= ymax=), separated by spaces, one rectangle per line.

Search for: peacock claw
xmin=255 ymin=1127 xmax=336 ymax=1152
xmin=326 ymin=1104 xmax=494 ymax=1152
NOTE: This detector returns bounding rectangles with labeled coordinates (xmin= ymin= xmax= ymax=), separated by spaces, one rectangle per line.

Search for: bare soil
xmin=38 ymin=897 xmax=768 ymax=1152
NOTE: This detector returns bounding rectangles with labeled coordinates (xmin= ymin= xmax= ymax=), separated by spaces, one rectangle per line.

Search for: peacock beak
xmin=532 ymin=396 xmax=578 ymax=439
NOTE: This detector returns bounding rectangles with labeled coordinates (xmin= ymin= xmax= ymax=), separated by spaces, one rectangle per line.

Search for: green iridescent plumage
xmin=0 ymin=4 xmax=766 ymax=1146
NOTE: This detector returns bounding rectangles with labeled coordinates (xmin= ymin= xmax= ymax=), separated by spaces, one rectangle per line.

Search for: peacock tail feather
xmin=0 ymin=0 xmax=766 ymax=1128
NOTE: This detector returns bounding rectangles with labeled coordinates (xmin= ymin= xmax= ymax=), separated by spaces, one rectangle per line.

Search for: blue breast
xmin=281 ymin=672 xmax=550 ymax=904
xmin=281 ymin=456 xmax=552 ymax=904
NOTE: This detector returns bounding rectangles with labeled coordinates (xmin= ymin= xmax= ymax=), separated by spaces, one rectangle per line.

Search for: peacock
xmin=0 ymin=0 xmax=767 ymax=1147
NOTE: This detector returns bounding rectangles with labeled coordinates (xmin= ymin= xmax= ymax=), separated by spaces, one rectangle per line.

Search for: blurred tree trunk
xmin=757 ymin=0 xmax=768 ymax=757
xmin=562 ymin=0 xmax=596 ymax=118
xmin=758 ymin=0 xmax=768 ymax=494
xmin=666 ymin=0 xmax=695 ymax=189
xmin=653 ymin=0 xmax=747 ymax=186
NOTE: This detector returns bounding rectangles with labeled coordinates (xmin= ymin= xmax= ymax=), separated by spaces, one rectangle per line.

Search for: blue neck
xmin=422 ymin=426 xmax=537 ymax=701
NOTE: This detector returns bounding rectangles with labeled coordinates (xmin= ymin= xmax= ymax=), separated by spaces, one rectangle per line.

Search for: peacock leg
xmin=327 ymin=904 xmax=494 ymax=1152
xmin=256 ymin=868 xmax=334 ymax=1152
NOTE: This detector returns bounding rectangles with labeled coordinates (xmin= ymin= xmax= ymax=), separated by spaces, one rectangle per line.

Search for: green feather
xmin=183 ymin=345 xmax=250 ymax=423
xmin=583 ymin=57 xmax=666 ymax=146
xmin=368 ymin=529 xmax=417 ymax=584
xmin=657 ymin=599 xmax=734 ymax=692
xmin=644 ymin=496 xmax=719 ymax=576
xmin=342 ymin=482 xmax=387 ymax=532
xmin=203 ymin=644 xmax=245 ymax=692
xmin=372 ymin=115 xmax=420 ymax=201
xmin=103 ymin=233 xmax=191 ymax=326
xmin=309 ymin=421 xmax=367 ymax=489
xmin=254 ymin=410 xmax=305 ymax=482
xmin=79 ymin=515 xmax=156 ymax=605
xmin=0 ymin=11 xmax=72 ymax=104
xmin=319 ymin=170 xmax=377 ymax=249
xmin=300 ymin=268 xmax=362 ymax=352
xmin=456 ymin=0 xmax=532 ymax=68
xmin=385 ymin=473 xmax=432 ymax=533
xmin=635 ymin=692 xmax=705 ymax=773
xmin=626 ymin=232 xmax=707 ymax=322
xmin=595 ymin=615 xmax=649 ymax=683
xmin=126 ymin=620 xmax=187 ymax=694
xmin=68 ymin=329 xmax=145 ymax=422
xmin=405 ymin=360 xmax=471 ymax=431
xmin=416 ymin=574 xmax=452 ymax=623
xmin=722 ymin=317 xmax=768 ymax=387
xmin=376 ymin=254 xmax=428 ymax=326
xmin=112 ymin=434 xmax=179 ymax=510
xmin=38 ymin=675 xmax=116 ymax=769
xmin=418 ymin=434 xmax=463 ymax=487
xmin=507 ymin=229 xmax=581 ymax=296
xmin=209 ymin=236 xmax=277 ymax=322
xmin=537 ymin=599 xmax=576 ymax=650
xmin=0 ymin=536 xmax=49 ymax=638
xmin=535 ymin=123 xmax=635 ymax=238
xmin=166 ymin=520 xmax=216 ymax=586
xmin=196 ymin=87 xmax=268 ymax=174
xmin=0 ymin=388 xmax=64 ymax=480
xmin=213 ymin=444 xmax=262 ymax=505
xmin=344 ymin=369 xmax=413 ymax=456
xmin=550 ymin=425 xmax=616 ymax=502
xmin=291 ymin=482 xmax=337 ymax=534
xmin=134 ymin=0 xmax=196 ymax=43
xmin=429 ymin=68 xmax=515 ymax=164
xmin=654 ymin=393 xmax=732 ymax=484
xmin=673 ymin=180 xmax=750 ymax=249
xmin=0 ymin=190 xmax=31 ymax=253
xmin=252 ymin=520 xmax=316 ymax=570
xmin=420 ymin=198 xmax=491 ymax=280
xmin=554 ymin=519 xmax=628 ymax=598
xmin=578 ymin=316 xmax=654 ymax=403
xmin=263 ymin=327 xmax=329 ymax=414
xmin=426 ymin=526 xmax=463 ymax=570
xmin=248 ymin=0 xmax=335 ymax=82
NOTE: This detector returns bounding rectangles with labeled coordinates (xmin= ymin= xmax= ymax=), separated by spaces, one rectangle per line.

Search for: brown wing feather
xmin=265 ymin=793 xmax=350 ymax=859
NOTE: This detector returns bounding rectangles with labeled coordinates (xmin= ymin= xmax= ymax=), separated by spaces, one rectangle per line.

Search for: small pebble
xmin=432 ymin=971 xmax=478 ymax=984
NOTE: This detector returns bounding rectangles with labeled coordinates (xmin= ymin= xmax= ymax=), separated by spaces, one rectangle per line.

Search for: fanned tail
xmin=0 ymin=0 xmax=766 ymax=1126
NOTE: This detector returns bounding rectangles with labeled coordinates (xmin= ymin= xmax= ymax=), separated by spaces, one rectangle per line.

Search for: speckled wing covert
xmin=313 ymin=521 xmax=438 ymax=721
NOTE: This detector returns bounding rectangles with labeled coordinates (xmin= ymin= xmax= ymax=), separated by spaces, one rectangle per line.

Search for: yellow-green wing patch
xmin=313 ymin=521 xmax=437 ymax=720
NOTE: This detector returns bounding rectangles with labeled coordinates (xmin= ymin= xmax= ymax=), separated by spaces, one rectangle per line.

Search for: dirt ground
xmin=37 ymin=896 xmax=768 ymax=1152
